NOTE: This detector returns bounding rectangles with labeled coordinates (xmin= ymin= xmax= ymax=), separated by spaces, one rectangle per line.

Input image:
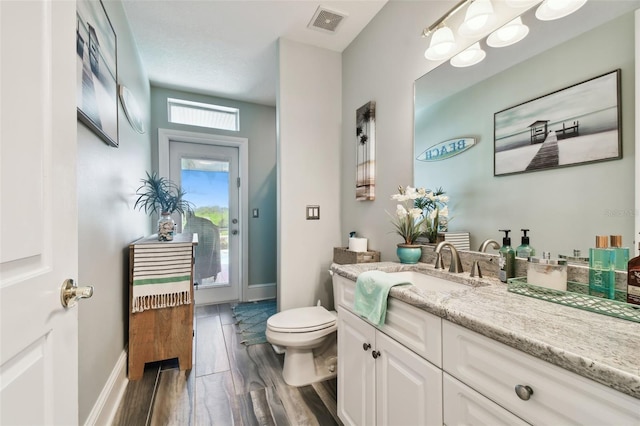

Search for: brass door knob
xmin=60 ymin=279 xmax=94 ymax=308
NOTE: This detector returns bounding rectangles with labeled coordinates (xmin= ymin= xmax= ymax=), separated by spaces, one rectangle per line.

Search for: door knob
xmin=60 ymin=279 xmax=94 ymax=308
xmin=231 ymin=230 xmax=238 ymax=235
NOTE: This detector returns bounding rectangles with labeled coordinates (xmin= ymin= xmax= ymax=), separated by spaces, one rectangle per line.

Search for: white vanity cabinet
xmin=443 ymin=321 xmax=640 ymax=425
xmin=337 ymin=307 xmax=443 ymax=426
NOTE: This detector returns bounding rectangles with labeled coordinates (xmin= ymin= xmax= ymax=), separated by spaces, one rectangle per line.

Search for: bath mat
xmin=231 ymin=299 xmax=277 ymax=346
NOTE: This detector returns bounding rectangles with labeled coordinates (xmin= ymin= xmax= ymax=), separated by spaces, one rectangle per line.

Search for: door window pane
xmin=181 ymin=158 xmax=229 ymax=286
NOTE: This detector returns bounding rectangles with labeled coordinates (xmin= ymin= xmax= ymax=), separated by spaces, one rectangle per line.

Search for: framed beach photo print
xmin=76 ymin=0 xmax=119 ymax=147
xmin=494 ymin=70 xmax=621 ymax=176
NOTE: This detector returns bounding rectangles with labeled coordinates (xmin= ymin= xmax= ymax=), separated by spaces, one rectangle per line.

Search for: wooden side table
xmin=128 ymin=233 xmax=197 ymax=380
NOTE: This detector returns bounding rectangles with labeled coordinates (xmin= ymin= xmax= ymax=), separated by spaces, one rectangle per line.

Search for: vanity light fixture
xmin=486 ymin=16 xmax=529 ymax=47
xmin=424 ymin=25 xmax=458 ymax=60
xmin=450 ymin=42 xmax=486 ymax=67
xmin=458 ymin=0 xmax=496 ymax=37
xmin=505 ymin=0 xmax=541 ymax=8
xmin=535 ymin=0 xmax=587 ymax=21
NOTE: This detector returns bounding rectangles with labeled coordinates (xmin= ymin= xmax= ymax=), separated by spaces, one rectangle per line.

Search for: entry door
xmin=169 ymin=141 xmax=241 ymax=304
xmin=1 ymin=1 xmax=79 ymax=424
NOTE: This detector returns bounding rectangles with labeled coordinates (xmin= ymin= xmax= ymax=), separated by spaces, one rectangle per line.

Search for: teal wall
xmin=150 ymin=87 xmax=277 ymax=286
xmin=414 ymin=12 xmax=635 ymax=256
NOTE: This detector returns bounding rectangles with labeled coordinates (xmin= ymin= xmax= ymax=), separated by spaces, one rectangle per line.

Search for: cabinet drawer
xmin=443 ymin=373 xmax=528 ymax=426
xmin=443 ymin=321 xmax=640 ymax=425
xmin=333 ymin=273 xmax=442 ymax=367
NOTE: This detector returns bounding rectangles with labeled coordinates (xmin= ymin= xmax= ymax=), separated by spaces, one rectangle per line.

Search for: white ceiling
xmin=121 ymin=0 xmax=389 ymax=106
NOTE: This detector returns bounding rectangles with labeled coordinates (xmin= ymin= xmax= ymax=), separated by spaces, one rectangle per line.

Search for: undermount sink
xmin=388 ymin=271 xmax=475 ymax=293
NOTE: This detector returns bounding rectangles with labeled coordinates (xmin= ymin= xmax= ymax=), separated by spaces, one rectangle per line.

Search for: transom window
xmin=167 ymin=98 xmax=239 ymax=131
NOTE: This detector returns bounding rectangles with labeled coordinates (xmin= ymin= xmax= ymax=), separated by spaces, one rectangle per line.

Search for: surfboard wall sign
xmin=416 ymin=137 xmax=476 ymax=162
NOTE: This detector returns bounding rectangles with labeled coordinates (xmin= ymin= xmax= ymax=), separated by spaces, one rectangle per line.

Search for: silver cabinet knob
xmin=515 ymin=384 xmax=534 ymax=401
xmin=60 ymin=279 xmax=93 ymax=308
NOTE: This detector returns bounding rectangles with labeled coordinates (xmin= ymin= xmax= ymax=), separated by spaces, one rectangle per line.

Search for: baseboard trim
xmin=246 ymin=282 xmax=276 ymax=301
xmin=84 ymin=348 xmax=128 ymax=426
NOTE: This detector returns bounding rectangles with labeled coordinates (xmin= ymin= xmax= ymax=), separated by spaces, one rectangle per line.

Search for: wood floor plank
xmin=196 ymin=303 xmax=219 ymax=318
xmin=219 ymin=303 xmax=235 ymax=325
xmin=248 ymin=388 xmax=278 ymax=426
xmin=149 ymin=369 xmax=195 ymax=426
xmin=222 ymin=324 xmax=267 ymax=395
xmin=311 ymin=379 xmax=341 ymax=425
xmin=195 ymin=371 xmax=242 ymax=425
xmin=112 ymin=364 xmax=160 ymax=426
xmin=260 ymin=386 xmax=290 ymax=426
xmin=248 ymin=344 xmax=327 ymax=426
xmin=196 ymin=314 xmax=230 ymax=377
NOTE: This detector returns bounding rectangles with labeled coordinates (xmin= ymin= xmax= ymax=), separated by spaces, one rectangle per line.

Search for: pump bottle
xmin=516 ymin=229 xmax=536 ymax=259
xmin=498 ymin=229 xmax=515 ymax=283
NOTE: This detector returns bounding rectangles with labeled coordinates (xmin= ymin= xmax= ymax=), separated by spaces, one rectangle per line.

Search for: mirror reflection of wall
xmin=414 ymin=3 xmax=638 ymax=257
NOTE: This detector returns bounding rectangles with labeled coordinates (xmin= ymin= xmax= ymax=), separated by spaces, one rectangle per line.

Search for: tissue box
xmin=333 ymin=247 xmax=380 ymax=264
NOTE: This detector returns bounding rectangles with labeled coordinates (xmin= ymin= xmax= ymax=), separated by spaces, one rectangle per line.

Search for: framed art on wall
xmin=356 ymin=101 xmax=376 ymax=200
xmin=76 ymin=0 xmax=119 ymax=147
xmin=494 ymin=70 xmax=621 ymax=176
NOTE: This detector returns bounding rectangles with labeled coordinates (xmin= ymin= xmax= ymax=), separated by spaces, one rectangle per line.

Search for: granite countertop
xmin=331 ymin=261 xmax=640 ymax=399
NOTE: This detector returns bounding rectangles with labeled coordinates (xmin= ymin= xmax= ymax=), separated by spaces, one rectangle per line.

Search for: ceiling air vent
xmin=308 ymin=6 xmax=347 ymax=34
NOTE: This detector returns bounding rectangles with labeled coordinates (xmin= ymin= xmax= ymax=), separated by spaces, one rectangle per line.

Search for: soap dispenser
xmin=498 ymin=229 xmax=515 ymax=283
xmin=516 ymin=229 xmax=536 ymax=259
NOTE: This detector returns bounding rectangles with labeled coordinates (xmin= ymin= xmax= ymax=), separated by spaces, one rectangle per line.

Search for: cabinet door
xmin=443 ymin=373 xmax=528 ymax=426
xmin=338 ymin=307 xmax=376 ymax=426
xmin=375 ymin=331 xmax=443 ymax=426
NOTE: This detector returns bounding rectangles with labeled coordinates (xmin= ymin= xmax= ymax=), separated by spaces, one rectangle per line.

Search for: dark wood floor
xmin=113 ymin=303 xmax=341 ymax=425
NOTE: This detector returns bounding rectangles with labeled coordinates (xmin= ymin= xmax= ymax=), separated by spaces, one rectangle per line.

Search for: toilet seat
xmin=267 ymin=306 xmax=336 ymax=333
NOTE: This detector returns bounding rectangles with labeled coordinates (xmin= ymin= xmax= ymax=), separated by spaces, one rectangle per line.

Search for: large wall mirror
xmin=414 ymin=1 xmax=639 ymax=258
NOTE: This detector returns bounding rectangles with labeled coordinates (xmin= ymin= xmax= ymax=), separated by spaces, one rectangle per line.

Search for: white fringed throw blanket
xmin=132 ymin=242 xmax=193 ymax=313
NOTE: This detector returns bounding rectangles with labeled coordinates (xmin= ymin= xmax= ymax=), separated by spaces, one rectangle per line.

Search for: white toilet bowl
xmin=266 ymin=305 xmax=337 ymax=387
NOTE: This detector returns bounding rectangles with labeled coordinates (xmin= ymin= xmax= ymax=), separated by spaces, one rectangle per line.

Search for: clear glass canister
xmin=527 ymin=257 xmax=568 ymax=291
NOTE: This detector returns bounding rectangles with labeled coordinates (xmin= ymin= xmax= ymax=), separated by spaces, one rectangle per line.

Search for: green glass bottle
xmin=589 ymin=236 xmax=615 ymax=299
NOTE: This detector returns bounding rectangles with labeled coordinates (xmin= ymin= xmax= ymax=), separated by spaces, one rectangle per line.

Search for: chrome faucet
xmin=434 ymin=241 xmax=464 ymax=273
xmin=470 ymin=239 xmax=501 ymax=278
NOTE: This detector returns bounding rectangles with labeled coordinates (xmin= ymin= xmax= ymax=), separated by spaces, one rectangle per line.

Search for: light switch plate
xmin=306 ymin=205 xmax=320 ymax=220
xmin=252 ymin=208 xmax=259 ymax=218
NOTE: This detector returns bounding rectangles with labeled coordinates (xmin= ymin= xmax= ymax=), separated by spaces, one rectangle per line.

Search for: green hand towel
xmin=354 ymin=270 xmax=411 ymax=326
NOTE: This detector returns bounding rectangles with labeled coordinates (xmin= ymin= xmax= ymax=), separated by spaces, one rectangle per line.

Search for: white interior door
xmin=169 ymin=141 xmax=242 ymax=304
xmin=1 ymin=1 xmax=80 ymax=424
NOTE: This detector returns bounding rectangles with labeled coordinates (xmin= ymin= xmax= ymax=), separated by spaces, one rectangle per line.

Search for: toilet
xmin=266 ymin=304 xmax=338 ymax=387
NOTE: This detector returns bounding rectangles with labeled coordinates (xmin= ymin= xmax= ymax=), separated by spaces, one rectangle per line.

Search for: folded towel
xmin=354 ymin=270 xmax=411 ymax=326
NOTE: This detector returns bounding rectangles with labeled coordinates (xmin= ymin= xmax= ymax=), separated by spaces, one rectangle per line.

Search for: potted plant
xmin=390 ymin=185 xmax=449 ymax=263
xmin=134 ymin=172 xmax=192 ymax=241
